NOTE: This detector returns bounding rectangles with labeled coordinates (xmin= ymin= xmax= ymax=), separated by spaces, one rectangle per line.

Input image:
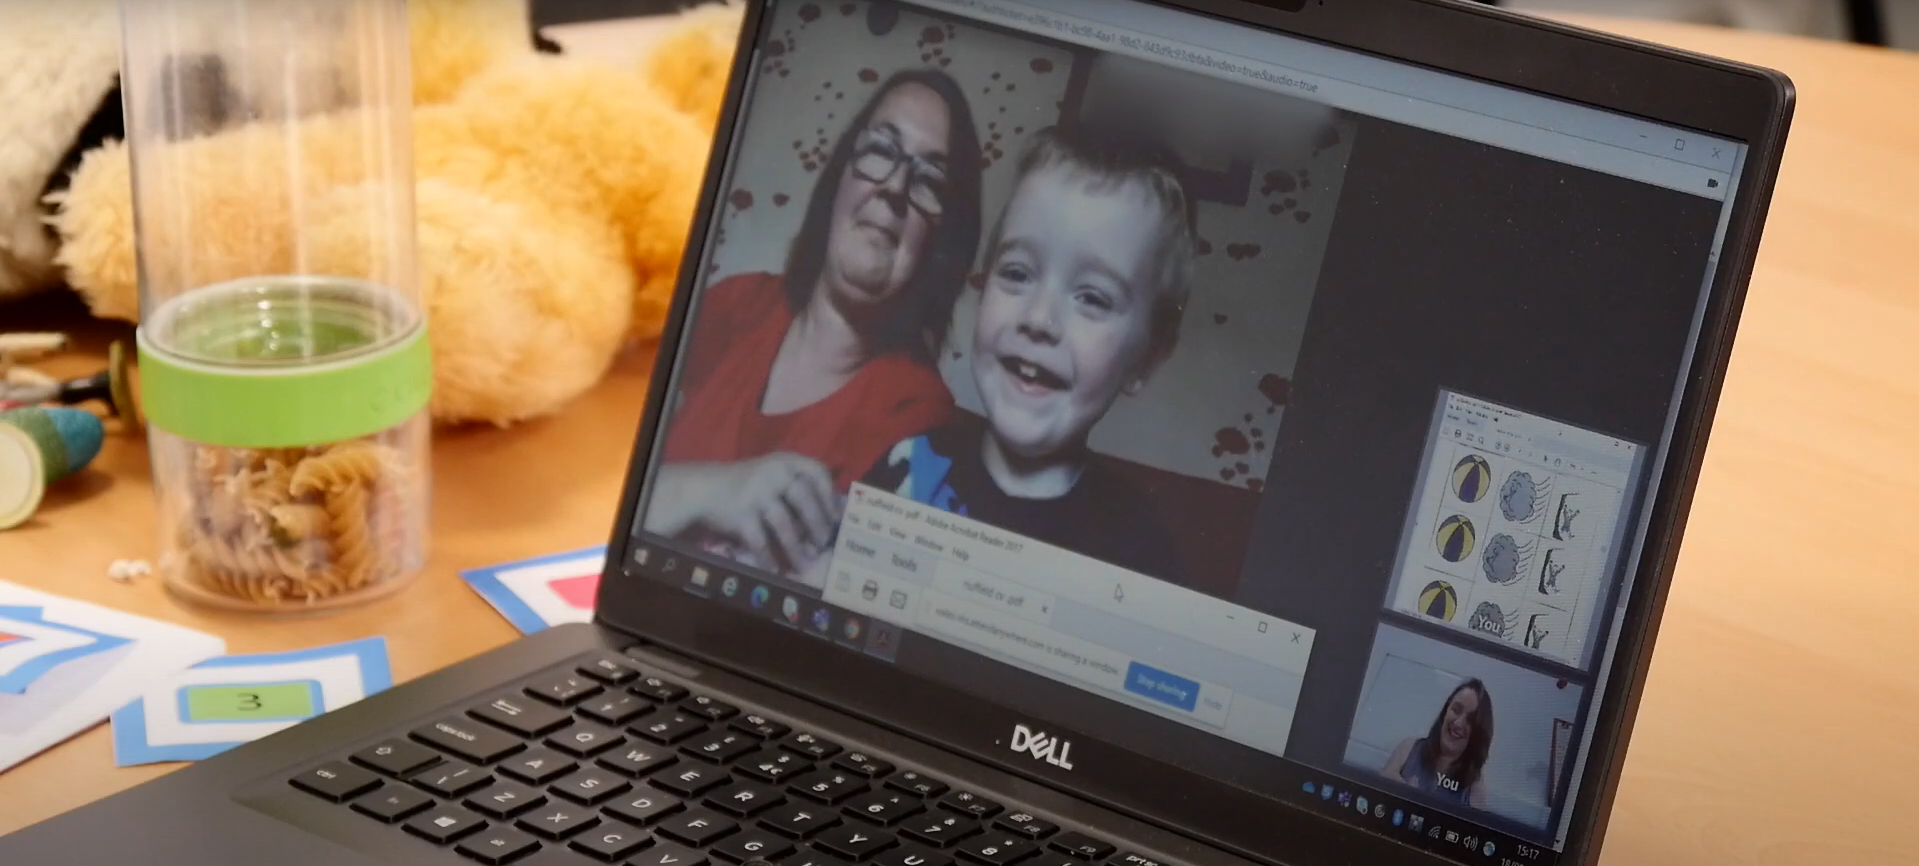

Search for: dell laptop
xmin=0 ymin=0 xmax=1791 ymax=864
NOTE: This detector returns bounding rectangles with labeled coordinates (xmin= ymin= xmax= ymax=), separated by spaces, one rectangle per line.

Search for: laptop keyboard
xmin=284 ymin=651 xmax=1142 ymax=866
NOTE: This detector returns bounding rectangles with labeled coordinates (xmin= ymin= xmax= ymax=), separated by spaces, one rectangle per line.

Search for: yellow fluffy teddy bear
xmin=50 ymin=0 xmax=743 ymax=426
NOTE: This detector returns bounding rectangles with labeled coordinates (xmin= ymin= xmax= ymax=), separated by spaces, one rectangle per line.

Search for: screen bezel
xmin=594 ymin=1 xmax=1794 ymax=864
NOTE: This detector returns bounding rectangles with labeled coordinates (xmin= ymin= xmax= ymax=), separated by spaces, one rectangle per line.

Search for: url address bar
xmin=910 ymin=0 xmax=1730 ymax=199
xmin=929 ymin=0 xmax=1324 ymax=98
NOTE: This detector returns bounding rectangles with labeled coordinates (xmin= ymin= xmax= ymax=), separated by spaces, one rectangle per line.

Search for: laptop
xmin=0 ymin=0 xmax=1791 ymax=864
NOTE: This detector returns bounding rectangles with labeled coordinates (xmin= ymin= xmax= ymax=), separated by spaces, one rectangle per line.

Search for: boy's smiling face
xmin=973 ymin=165 xmax=1169 ymax=462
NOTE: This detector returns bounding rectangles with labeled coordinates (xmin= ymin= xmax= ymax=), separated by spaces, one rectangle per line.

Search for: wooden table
xmin=4 ymin=13 xmax=1918 ymax=865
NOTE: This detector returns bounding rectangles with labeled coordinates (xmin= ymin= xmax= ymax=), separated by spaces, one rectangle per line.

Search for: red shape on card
xmin=547 ymin=574 xmax=600 ymax=610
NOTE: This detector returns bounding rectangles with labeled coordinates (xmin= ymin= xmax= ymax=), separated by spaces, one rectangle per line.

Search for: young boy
xmin=861 ymin=123 xmax=1197 ymax=581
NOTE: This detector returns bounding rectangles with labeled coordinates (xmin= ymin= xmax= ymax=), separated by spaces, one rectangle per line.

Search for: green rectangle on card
xmin=182 ymin=682 xmax=319 ymax=722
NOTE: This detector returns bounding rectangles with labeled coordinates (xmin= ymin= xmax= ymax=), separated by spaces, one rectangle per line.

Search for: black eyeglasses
xmin=849 ymin=128 xmax=948 ymax=218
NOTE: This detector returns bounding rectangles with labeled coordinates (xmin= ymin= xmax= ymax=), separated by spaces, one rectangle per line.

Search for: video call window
xmin=642 ymin=0 xmax=1352 ymax=602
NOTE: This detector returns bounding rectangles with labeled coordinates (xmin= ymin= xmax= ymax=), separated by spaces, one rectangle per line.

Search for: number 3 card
xmin=111 ymin=636 xmax=392 ymax=766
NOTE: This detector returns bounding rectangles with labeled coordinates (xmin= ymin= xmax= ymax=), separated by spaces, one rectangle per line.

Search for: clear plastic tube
xmin=122 ymin=0 xmax=430 ymax=611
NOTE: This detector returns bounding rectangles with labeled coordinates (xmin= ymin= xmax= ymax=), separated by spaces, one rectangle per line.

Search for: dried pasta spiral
xmin=290 ymin=441 xmax=391 ymax=496
xmin=171 ymin=432 xmax=423 ymax=607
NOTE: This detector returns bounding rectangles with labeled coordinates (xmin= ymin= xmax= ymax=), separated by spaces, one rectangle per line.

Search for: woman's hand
xmin=644 ymin=454 xmax=843 ymax=571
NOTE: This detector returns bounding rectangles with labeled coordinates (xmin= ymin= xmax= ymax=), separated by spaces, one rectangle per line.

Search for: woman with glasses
xmin=644 ymin=69 xmax=984 ymax=584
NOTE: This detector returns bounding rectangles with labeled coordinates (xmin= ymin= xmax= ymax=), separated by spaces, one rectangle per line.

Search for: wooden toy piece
xmin=0 ymin=332 xmax=69 ymax=359
xmin=0 ymin=339 xmax=141 ymax=428
xmin=49 ymin=341 xmax=141 ymax=425
xmin=0 ymin=406 xmax=106 ymax=529
xmin=0 ymin=332 xmax=71 ymax=406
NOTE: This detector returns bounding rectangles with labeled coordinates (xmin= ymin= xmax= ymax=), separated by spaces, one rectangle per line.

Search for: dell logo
xmin=1010 ymin=724 xmax=1074 ymax=770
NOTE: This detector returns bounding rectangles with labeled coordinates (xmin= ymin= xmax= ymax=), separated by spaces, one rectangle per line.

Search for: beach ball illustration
xmin=1452 ymin=455 xmax=1492 ymax=503
xmin=1420 ymin=580 xmax=1458 ymax=621
xmin=1435 ymin=515 xmax=1475 ymax=562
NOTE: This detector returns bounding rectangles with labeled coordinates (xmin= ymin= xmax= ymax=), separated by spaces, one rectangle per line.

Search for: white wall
xmin=1343 ymin=624 xmax=1585 ymax=830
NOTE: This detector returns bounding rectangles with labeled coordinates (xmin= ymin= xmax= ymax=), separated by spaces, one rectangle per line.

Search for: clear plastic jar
xmin=122 ymin=0 xmax=431 ymax=611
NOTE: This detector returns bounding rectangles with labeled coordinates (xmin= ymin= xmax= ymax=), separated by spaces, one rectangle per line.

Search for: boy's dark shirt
xmin=860 ymin=413 xmax=1180 ymax=584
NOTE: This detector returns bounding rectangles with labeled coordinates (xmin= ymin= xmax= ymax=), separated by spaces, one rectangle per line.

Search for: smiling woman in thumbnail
xmin=1381 ymin=679 xmax=1495 ymax=809
xmin=644 ymin=69 xmax=986 ymax=580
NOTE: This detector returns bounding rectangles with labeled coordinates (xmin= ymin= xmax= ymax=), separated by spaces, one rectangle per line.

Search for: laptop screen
xmin=627 ymin=0 xmax=1746 ymax=862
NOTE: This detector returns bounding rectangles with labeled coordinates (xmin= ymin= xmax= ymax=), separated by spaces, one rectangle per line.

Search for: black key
xmin=652 ymin=762 xmax=732 ymax=797
xmin=579 ymin=693 xmax=652 ymax=727
xmin=568 ymin=824 xmax=652 ymax=861
xmin=790 ymin=770 xmax=867 ymax=805
xmin=351 ymin=786 xmax=434 ymax=823
xmin=1104 ymin=854 xmax=1164 ymax=866
xmin=875 ymin=845 xmax=955 ymax=866
xmin=604 ymin=790 xmax=685 ymax=826
xmin=813 ymin=824 xmax=899 ymax=861
xmin=832 ymin=752 xmax=893 ymax=777
xmin=516 ymin=802 xmax=600 ymax=840
xmin=548 ymin=721 xmax=626 ymax=758
xmin=938 ymin=792 xmax=1002 ymax=820
xmin=353 ymin=739 xmax=443 ymax=777
xmin=634 ymin=711 xmax=709 ymax=745
xmin=714 ymin=828 xmax=797 ymax=863
xmin=844 ymin=790 xmax=923 ymax=826
xmin=466 ymin=781 xmax=548 ymax=819
xmin=782 ymin=849 xmax=853 ymax=866
xmin=683 ymin=694 xmax=740 ymax=722
xmin=417 ymin=761 xmax=497 ymax=798
xmin=781 ymin=732 xmax=843 ymax=761
xmin=527 ymin=674 xmax=604 ymax=706
xmin=993 ymin=812 xmax=1057 ymax=841
xmin=657 ymin=806 xmax=741 ymax=846
xmin=634 ymin=842 xmax=709 ymax=866
xmin=552 ymin=767 xmax=630 ymax=805
xmin=739 ymin=749 xmax=813 ymax=783
xmin=500 ymin=747 xmax=579 ymax=785
xmin=1047 ymin=833 xmax=1114 ymax=860
xmin=884 ymin=772 xmax=947 ymax=799
xmin=291 ymin=761 xmax=381 ymax=802
xmin=707 ymin=781 xmax=786 ymax=817
xmin=472 ymin=694 xmax=575 ymax=738
xmin=403 ymin=804 xmax=489 ymax=844
xmin=731 ymin=713 xmax=791 ymax=740
xmin=632 ymin=676 xmax=690 ymax=703
xmin=955 ymin=834 xmax=1035 ymax=866
xmin=599 ymin=742 xmax=678 ymax=778
xmin=901 ymin=814 xmax=979 ymax=849
xmin=760 ymin=802 xmax=842 ymax=838
xmin=578 ymin=655 xmax=642 ymax=685
xmin=521 ymin=849 xmax=600 ymax=866
xmin=685 ymin=731 xmax=758 ymax=764
xmin=1022 ymin=856 xmax=1082 ymax=866
xmin=457 ymin=826 xmax=542 ymax=864
xmin=415 ymin=717 xmax=528 ymax=765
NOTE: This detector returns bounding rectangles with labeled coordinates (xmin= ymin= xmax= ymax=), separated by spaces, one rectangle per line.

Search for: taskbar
xmin=627 ymin=535 xmax=904 ymax=663
xmin=623 ymin=533 xmax=1558 ymax=866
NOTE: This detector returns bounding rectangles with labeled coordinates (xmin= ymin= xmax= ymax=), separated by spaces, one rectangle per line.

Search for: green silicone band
xmin=137 ymin=325 xmax=431 ymax=448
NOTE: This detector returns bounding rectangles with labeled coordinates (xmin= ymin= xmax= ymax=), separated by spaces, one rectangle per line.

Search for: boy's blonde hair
xmin=984 ymin=124 xmax=1198 ymax=365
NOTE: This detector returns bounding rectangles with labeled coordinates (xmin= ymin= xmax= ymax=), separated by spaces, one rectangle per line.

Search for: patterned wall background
xmin=701 ymin=0 xmax=1357 ymax=489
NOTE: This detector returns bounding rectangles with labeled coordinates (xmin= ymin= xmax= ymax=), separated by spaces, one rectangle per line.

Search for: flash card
xmin=0 ymin=606 xmax=131 ymax=695
xmin=460 ymin=546 xmax=606 ymax=634
xmin=111 ymin=636 xmax=392 ymax=766
xmin=0 ymin=581 xmax=225 ymax=773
